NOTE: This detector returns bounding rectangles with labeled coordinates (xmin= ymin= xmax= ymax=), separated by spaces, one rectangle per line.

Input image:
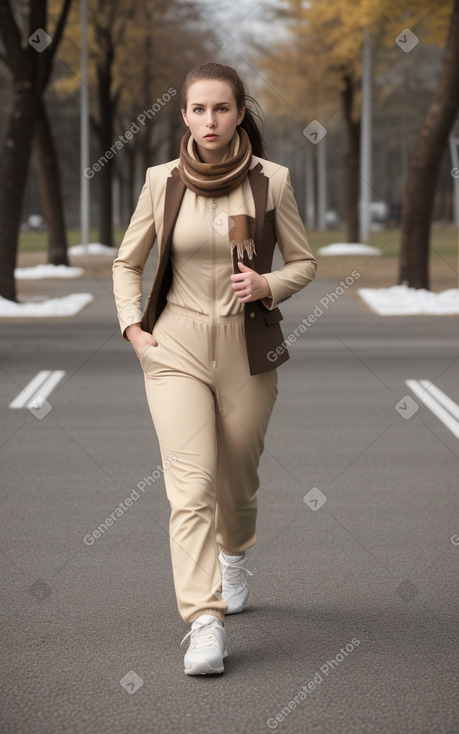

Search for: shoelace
xmin=180 ymin=619 xmax=222 ymax=649
xmin=220 ymin=557 xmax=253 ymax=589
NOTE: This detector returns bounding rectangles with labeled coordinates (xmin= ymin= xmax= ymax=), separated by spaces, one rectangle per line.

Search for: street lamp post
xmin=80 ymin=0 xmax=89 ymax=251
xmin=359 ymin=28 xmax=372 ymax=244
xmin=448 ymin=134 xmax=459 ymax=287
xmin=317 ymin=136 xmax=327 ymax=231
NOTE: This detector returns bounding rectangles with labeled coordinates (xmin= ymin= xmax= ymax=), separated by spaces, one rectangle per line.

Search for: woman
xmin=112 ymin=62 xmax=317 ymax=676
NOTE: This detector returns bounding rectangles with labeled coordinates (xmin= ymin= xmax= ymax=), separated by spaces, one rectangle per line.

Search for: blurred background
xmin=0 ymin=0 xmax=458 ymax=301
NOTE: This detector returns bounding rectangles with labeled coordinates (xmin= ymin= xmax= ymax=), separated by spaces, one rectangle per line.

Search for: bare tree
xmin=341 ymin=72 xmax=361 ymax=242
xmin=0 ymin=0 xmax=73 ymax=301
xmin=33 ymin=99 xmax=69 ymax=265
xmin=399 ymin=0 xmax=459 ymax=289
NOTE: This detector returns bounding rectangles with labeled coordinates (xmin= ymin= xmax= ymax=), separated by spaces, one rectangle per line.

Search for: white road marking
xmin=406 ymin=379 xmax=459 ymax=439
xmin=9 ymin=370 xmax=51 ymax=408
xmin=418 ymin=380 xmax=459 ymax=422
xmin=9 ymin=370 xmax=66 ymax=409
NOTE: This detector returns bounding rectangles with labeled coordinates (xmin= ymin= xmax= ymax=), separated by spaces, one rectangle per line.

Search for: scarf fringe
xmin=230 ymin=238 xmax=257 ymax=261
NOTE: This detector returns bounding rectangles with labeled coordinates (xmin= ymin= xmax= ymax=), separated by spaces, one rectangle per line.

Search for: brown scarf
xmin=178 ymin=127 xmax=257 ymax=261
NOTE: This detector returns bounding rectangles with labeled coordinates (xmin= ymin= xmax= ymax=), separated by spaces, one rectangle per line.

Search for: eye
xmin=192 ymin=106 xmax=203 ymax=113
xmin=217 ymin=106 xmax=228 ymax=112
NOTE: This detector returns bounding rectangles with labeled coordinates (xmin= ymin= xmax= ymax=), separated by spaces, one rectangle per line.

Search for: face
xmin=182 ymin=79 xmax=245 ymax=163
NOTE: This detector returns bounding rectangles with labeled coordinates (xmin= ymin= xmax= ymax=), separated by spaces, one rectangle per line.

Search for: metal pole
xmin=449 ymin=135 xmax=459 ymax=226
xmin=360 ymin=28 xmax=372 ymax=244
xmin=80 ymin=0 xmax=89 ymax=250
xmin=304 ymin=144 xmax=315 ymax=229
xmin=449 ymin=135 xmax=459 ymax=287
xmin=317 ymin=137 xmax=326 ymax=231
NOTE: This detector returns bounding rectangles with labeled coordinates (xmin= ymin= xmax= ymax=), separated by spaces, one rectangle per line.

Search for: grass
xmin=312 ymin=226 xmax=459 ymax=290
xmin=17 ymin=224 xmax=458 ymax=290
xmin=307 ymin=225 xmax=459 ymax=259
xmin=18 ymin=225 xmax=458 ymax=257
xmin=18 ymin=228 xmax=126 ymax=253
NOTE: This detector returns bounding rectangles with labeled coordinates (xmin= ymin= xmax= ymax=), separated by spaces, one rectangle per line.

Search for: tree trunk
xmin=0 ymin=84 xmax=40 ymax=300
xmin=120 ymin=146 xmax=136 ymax=226
xmin=33 ymin=100 xmax=69 ymax=266
xmin=399 ymin=0 xmax=459 ymax=289
xmin=341 ymin=73 xmax=361 ymax=243
xmin=96 ymin=49 xmax=114 ymax=248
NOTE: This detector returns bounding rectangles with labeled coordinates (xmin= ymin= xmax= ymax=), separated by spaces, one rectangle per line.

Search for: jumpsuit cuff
xmin=188 ymin=609 xmax=226 ymax=624
xmin=119 ymin=305 xmax=144 ymax=340
xmin=260 ymin=271 xmax=282 ymax=310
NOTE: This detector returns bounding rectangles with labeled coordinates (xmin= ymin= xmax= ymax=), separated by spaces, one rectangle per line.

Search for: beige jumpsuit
xmin=113 ymin=156 xmax=317 ymax=624
xmin=139 ymin=187 xmax=278 ymax=624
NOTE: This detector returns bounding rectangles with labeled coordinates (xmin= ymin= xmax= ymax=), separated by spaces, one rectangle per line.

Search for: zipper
xmin=210 ymin=198 xmax=217 ymax=366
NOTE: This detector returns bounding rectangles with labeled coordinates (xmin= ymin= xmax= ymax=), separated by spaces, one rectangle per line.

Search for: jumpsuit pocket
xmin=140 ymin=342 xmax=155 ymax=371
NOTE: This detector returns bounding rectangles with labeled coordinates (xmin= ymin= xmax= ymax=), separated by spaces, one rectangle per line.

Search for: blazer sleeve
xmin=112 ymin=171 xmax=156 ymax=339
xmin=260 ymin=169 xmax=317 ymax=310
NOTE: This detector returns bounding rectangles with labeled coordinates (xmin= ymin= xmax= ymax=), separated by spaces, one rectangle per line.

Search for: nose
xmin=206 ymin=112 xmax=216 ymax=128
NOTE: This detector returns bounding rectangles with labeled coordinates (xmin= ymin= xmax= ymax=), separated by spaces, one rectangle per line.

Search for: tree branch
xmin=0 ymin=0 xmax=24 ymax=71
xmin=90 ymin=114 xmax=101 ymax=139
xmin=49 ymin=0 xmax=74 ymax=62
xmin=29 ymin=1 xmax=46 ymax=40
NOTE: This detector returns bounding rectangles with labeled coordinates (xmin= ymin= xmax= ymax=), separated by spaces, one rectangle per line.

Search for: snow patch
xmin=318 ymin=243 xmax=381 ymax=256
xmin=69 ymin=243 xmax=117 ymax=256
xmin=15 ymin=264 xmax=84 ymax=279
xmin=358 ymin=285 xmax=459 ymax=315
xmin=0 ymin=293 xmax=94 ymax=318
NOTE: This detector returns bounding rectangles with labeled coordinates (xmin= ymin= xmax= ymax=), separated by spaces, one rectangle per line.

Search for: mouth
xmin=204 ymin=134 xmax=219 ymax=140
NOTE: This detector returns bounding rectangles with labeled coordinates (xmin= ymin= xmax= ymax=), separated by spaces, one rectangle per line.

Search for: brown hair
xmin=181 ymin=62 xmax=266 ymax=159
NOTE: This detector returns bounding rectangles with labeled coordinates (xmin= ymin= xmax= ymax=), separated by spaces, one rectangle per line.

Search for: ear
xmin=237 ymin=106 xmax=245 ymax=126
xmin=181 ymin=108 xmax=189 ymax=127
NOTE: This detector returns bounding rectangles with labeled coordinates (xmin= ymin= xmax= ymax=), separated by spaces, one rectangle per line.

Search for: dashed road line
xmin=406 ymin=379 xmax=459 ymax=439
xmin=9 ymin=370 xmax=65 ymax=409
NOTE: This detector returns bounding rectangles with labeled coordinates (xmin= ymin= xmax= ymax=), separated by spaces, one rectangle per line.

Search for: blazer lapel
xmin=160 ymin=167 xmax=187 ymax=258
xmin=249 ymin=162 xmax=269 ymax=262
xmin=141 ymin=168 xmax=185 ymax=333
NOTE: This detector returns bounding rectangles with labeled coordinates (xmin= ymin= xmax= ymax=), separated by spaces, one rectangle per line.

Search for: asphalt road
xmin=1 ymin=260 xmax=458 ymax=734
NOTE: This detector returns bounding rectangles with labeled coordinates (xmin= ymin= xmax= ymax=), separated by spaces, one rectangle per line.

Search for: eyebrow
xmin=190 ymin=101 xmax=232 ymax=106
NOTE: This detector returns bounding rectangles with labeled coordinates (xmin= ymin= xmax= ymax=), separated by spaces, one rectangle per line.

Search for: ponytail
xmin=238 ymin=96 xmax=266 ymax=159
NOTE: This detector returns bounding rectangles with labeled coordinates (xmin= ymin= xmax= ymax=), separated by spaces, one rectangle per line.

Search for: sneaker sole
xmin=184 ymin=649 xmax=228 ymax=676
xmin=225 ymin=603 xmax=246 ymax=614
xmin=224 ymin=589 xmax=249 ymax=614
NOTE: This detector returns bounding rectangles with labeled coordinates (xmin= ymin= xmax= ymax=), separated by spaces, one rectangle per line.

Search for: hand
xmin=125 ymin=324 xmax=158 ymax=360
xmin=230 ymin=261 xmax=272 ymax=303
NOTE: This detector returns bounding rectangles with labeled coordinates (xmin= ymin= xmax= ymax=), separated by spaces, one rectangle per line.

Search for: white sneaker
xmin=218 ymin=551 xmax=253 ymax=614
xmin=181 ymin=614 xmax=227 ymax=675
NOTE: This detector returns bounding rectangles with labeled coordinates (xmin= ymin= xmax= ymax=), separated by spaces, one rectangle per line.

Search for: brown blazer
xmin=113 ymin=157 xmax=317 ymax=376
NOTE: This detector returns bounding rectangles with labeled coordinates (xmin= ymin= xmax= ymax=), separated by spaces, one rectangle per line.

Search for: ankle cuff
xmin=188 ymin=609 xmax=225 ymax=624
xmin=219 ymin=547 xmax=245 ymax=557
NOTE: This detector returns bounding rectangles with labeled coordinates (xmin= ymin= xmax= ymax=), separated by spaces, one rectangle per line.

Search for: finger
xmin=237 ymin=290 xmax=252 ymax=301
xmin=235 ymin=286 xmax=251 ymax=297
xmin=233 ymin=276 xmax=251 ymax=286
